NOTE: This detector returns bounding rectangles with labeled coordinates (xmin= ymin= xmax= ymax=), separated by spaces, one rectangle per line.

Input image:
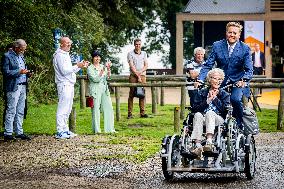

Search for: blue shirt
xmin=17 ymin=55 xmax=26 ymax=84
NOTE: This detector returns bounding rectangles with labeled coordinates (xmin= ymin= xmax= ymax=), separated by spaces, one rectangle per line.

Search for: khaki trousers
xmin=191 ymin=111 xmax=224 ymax=141
xmin=128 ymin=74 xmax=146 ymax=116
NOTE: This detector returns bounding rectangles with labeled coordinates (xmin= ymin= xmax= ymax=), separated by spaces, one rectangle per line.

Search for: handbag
xmin=134 ymin=87 xmax=145 ymax=98
xmin=86 ymin=96 xmax=94 ymax=108
xmin=243 ymin=107 xmax=260 ymax=136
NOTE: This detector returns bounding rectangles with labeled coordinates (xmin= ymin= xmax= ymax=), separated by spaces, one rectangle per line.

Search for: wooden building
xmin=176 ymin=0 xmax=284 ymax=77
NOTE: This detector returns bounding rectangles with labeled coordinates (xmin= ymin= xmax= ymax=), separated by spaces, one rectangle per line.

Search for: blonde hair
xmin=206 ymin=68 xmax=225 ymax=82
xmin=226 ymin=22 xmax=243 ymax=33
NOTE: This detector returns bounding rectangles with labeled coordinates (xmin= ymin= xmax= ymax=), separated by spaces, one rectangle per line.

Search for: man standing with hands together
xmin=53 ymin=36 xmax=89 ymax=139
xmin=127 ymin=38 xmax=148 ymax=119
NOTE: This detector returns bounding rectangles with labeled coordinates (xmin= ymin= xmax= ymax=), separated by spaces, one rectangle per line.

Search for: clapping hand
xmin=83 ymin=60 xmax=90 ymax=68
xmin=77 ymin=60 xmax=89 ymax=68
xmin=207 ymin=89 xmax=219 ymax=104
xmin=105 ymin=61 xmax=112 ymax=70
xmin=99 ymin=68 xmax=105 ymax=76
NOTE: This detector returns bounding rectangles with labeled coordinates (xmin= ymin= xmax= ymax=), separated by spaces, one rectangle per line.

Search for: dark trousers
xmin=253 ymin=66 xmax=263 ymax=75
xmin=253 ymin=66 xmax=263 ymax=94
xmin=231 ymin=87 xmax=245 ymax=127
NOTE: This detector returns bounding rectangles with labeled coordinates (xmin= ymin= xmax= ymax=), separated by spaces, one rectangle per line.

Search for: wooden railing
xmin=76 ymin=75 xmax=284 ymax=130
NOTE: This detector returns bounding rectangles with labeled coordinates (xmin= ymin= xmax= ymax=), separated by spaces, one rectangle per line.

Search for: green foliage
xmin=0 ymin=0 xmax=190 ymax=104
xmin=183 ymin=22 xmax=194 ymax=61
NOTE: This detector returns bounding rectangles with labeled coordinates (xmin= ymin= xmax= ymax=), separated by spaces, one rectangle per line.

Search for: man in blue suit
xmin=2 ymin=39 xmax=31 ymax=141
xmin=197 ymin=22 xmax=253 ymax=128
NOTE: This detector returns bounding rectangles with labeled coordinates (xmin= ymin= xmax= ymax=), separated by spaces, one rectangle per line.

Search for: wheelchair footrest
xmin=181 ymin=151 xmax=198 ymax=159
xmin=202 ymin=151 xmax=219 ymax=158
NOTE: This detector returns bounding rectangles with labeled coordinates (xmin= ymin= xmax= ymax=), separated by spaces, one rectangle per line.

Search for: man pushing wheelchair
xmin=195 ymin=22 xmax=253 ymax=132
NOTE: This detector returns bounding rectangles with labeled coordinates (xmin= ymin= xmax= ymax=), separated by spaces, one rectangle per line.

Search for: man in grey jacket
xmin=2 ymin=39 xmax=31 ymax=141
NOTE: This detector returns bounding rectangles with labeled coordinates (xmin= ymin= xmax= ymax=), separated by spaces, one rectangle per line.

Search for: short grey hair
xmin=193 ymin=47 xmax=205 ymax=55
xmin=206 ymin=68 xmax=225 ymax=82
xmin=13 ymin=39 xmax=27 ymax=48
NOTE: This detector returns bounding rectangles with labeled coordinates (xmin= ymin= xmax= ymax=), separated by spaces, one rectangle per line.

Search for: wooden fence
xmin=76 ymin=75 xmax=284 ymax=130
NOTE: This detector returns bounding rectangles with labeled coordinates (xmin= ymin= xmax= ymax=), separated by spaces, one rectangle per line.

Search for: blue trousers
xmin=4 ymin=85 xmax=26 ymax=136
xmin=231 ymin=87 xmax=245 ymax=126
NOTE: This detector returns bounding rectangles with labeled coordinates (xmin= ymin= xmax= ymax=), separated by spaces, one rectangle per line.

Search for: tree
xmin=0 ymin=0 xmax=189 ymax=105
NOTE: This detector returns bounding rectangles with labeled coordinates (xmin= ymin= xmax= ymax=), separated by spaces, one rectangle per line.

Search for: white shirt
xmin=53 ymin=48 xmax=81 ymax=84
xmin=227 ymin=41 xmax=237 ymax=57
xmin=254 ymin=51 xmax=262 ymax=67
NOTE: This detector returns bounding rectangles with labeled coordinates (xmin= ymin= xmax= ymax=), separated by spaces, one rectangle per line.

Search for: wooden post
xmin=156 ymin=84 xmax=159 ymax=105
xmin=180 ymin=86 xmax=186 ymax=120
xmin=151 ymin=81 xmax=157 ymax=114
xmin=174 ymin=107 xmax=180 ymax=132
xmin=160 ymin=80 xmax=165 ymax=106
xmin=252 ymin=88 xmax=258 ymax=110
xmin=115 ymin=87 xmax=121 ymax=122
xmin=277 ymin=88 xmax=284 ymax=130
xmin=80 ymin=79 xmax=86 ymax=109
xmin=69 ymin=106 xmax=76 ymax=132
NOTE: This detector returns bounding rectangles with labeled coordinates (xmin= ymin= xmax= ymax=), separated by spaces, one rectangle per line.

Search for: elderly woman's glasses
xmin=211 ymin=77 xmax=223 ymax=82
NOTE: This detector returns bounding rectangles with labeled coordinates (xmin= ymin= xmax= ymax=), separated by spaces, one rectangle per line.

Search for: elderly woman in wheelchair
xmin=190 ymin=68 xmax=230 ymax=157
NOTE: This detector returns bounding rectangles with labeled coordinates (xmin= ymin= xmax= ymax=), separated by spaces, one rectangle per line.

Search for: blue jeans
xmin=4 ymin=85 xmax=26 ymax=136
xmin=231 ymin=86 xmax=244 ymax=126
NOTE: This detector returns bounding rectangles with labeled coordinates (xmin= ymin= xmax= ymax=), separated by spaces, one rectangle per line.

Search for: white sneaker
xmin=55 ymin=132 xmax=70 ymax=139
xmin=65 ymin=131 xmax=78 ymax=138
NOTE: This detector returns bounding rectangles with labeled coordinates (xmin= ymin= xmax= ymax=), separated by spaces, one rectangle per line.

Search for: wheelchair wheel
xmin=162 ymin=157 xmax=174 ymax=180
xmin=162 ymin=135 xmax=180 ymax=180
xmin=245 ymin=136 xmax=256 ymax=180
xmin=226 ymin=118 xmax=237 ymax=163
xmin=181 ymin=126 xmax=192 ymax=151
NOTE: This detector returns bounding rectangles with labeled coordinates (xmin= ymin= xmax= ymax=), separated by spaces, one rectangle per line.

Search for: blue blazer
xmin=2 ymin=51 xmax=27 ymax=92
xmin=190 ymin=88 xmax=230 ymax=119
xmin=252 ymin=51 xmax=265 ymax=69
xmin=199 ymin=39 xmax=253 ymax=84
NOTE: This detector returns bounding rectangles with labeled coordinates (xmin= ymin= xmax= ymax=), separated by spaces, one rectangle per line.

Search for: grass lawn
xmin=0 ymin=102 xmax=281 ymax=162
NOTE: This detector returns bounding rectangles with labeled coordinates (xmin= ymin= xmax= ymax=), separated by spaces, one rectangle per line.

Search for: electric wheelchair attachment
xmin=160 ymin=85 xmax=257 ymax=180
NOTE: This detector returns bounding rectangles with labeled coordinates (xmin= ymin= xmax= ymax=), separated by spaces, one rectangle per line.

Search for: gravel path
xmin=0 ymin=132 xmax=284 ymax=189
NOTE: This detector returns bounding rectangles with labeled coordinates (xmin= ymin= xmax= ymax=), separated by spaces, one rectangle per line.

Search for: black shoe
xmin=140 ymin=114 xmax=148 ymax=118
xmin=127 ymin=115 xmax=133 ymax=119
xmin=4 ymin=135 xmax=16 ymax=141
xmin=15 ymin=134 xmax=31 ymax=140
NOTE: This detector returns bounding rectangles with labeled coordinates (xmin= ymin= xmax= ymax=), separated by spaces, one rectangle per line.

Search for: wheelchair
xmin=160 ymin=86 xmax=257 ymax=180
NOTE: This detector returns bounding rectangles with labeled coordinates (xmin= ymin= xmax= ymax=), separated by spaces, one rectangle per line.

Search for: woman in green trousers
xmin=87 ymin=50 xmax=115 ymax=133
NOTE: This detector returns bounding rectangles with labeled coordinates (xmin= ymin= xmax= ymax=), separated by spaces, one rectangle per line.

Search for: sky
xmin=117 ymin=18 xmax=170 ymax=75
xmin=117 ymin=43 xmax=168 ymax=75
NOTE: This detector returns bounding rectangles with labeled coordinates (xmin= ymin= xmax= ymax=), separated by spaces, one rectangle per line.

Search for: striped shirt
xmin=185 ymin=58 xmax=204 ymax=91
